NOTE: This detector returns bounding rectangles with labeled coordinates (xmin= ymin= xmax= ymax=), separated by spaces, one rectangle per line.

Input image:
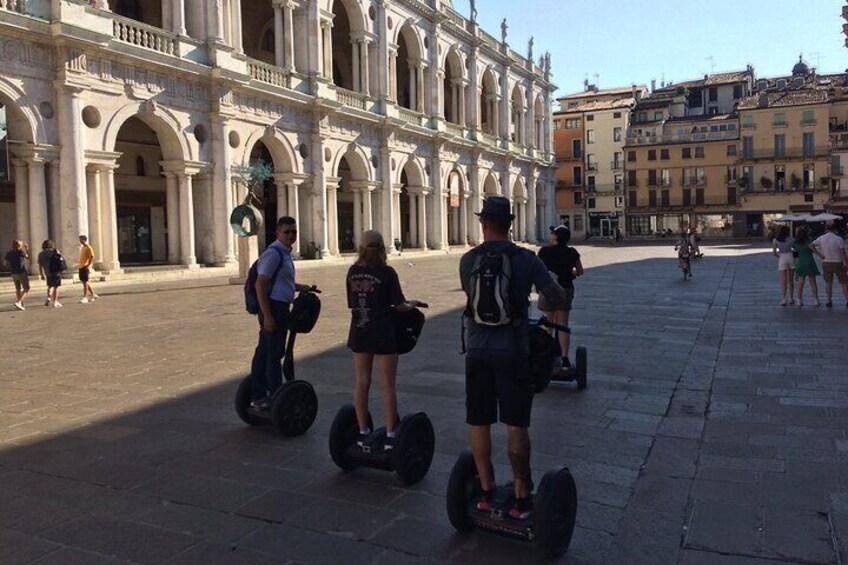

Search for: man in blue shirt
xmin=250 ymin=216 xmax=314 ymax=410
xmin=459 ymin=197 xmax=569 ymax=521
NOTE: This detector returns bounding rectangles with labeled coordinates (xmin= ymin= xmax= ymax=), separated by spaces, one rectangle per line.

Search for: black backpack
xmin=394 ymin=308 xmax=426 ymax=355
xmin=49 ymin=251 xmax=68 ymax=274
xmin=244 ymin=246 xmax=284 ymax=315
xmin=466 ymin=244 xmax=519 ymax=326
xmin=529 ymin=326 xmax=560 ymax=393
xmin=289 ymin=291 xmax=321 ymax=334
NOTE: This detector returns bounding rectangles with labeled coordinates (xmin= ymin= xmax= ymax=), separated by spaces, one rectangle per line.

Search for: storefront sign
xmin=588 ymin=211 xmax=621 ymax=218
xmin=449 ymin=171 xmax=460 ymax=208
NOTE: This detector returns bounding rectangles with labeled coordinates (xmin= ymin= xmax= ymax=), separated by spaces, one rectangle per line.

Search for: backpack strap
xmin=266 ymin=245 xmax=287 ymax=294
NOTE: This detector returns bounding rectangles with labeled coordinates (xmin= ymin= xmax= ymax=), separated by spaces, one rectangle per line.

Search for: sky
xmin=454 ymin=0 xmax=848 ymax=98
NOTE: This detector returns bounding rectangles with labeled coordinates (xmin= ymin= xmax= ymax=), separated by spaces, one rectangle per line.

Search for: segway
xmin=446 ymin=450 xmax=578 ymax=559
xmin=530 ymin=316 xmax=587 ymax=393
xmin=328 ymin=306 xmax=435 ymax=485
xmin=235 ymin=287 xmax=322 ymax=437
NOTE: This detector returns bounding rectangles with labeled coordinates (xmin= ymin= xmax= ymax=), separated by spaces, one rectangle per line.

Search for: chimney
xmin=757 ymin=93 xmax=769 ymax=109
xmin=651 ymin=79 xmax=656 ymax=92
xmin=584 ymin=78 xmax=589 ymax=91
xmin=635 ymin=89 xmax=643 ymax=103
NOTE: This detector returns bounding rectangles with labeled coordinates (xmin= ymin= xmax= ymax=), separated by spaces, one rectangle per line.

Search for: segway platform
xmin=329 ymin=404 xmax=435 ymax=485
xmin=447 ymin=451 xmax=577 ymax=558
xmin=550 ymin=345 xmax=588 ymax=390
xmin=235 ymin=376 xmax=318 ymax=437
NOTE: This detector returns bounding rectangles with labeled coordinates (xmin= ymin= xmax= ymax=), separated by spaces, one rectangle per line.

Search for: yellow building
xmin=737 ymin=66 xmax=831 ymax=235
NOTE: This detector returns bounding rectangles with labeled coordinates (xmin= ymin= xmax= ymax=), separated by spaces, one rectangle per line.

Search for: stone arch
xmin=396 ymin=153 xmax=425 ymax=187
xmin=533 ymin=93 xmax=545 ymax=148
xmin=480 ymin=67 xmax=499 ymax=136
xmin=332 ymin=143 xmax=372 ymax=181
xmin=329 ymin=0 xmax=367 ymax=33
xmin=512 ymin=176 xmax=528 ymax=200
xmin=510 ymin=83 xmax=526 ymax=144
xmin=0 ymin=79 xmax=40 ymax=144
xmin=241 ymin=127 xmax=300 ymax=174
xmin=483 ymin=170 xmax=500 ymax=196
xmin=330 ymin=0 xmax=368 ymax=92
xmin=102 ymin=102 xmax=191 ymax=161
xmin=445 ymin=164 xmax=467 ymax=246
xmin=443 ymin=46 xmax=465 ymax=125
xmin=395 ymin=21 xmax=424 ymax=110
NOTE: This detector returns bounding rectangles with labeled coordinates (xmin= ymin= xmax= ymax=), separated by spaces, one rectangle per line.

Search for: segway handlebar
xmin=531 ymin=316 xmax=571 ymax=334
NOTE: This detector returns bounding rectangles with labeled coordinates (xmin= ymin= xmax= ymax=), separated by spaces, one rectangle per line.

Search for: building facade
xmin=0 ymin=0 xmax=556 ymax=274
xmin=554 ymin=85 xmax=645 ymax=239
xmin=552 ymin=108 xmax=585 ymax=237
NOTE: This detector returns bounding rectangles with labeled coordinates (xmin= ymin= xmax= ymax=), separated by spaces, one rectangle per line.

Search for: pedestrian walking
xmin=537 ymin=225 xmax=583 ymax=369
xmin=346 ymin=230 xmax=425 ymax=451
xmin=77 ymin=235 xmax=98 ymax=303
xmin=4 ymin=239 xmax=30 ymax=310
xmin=809 ymin=221 xmax=848 ymax=308
xmin=772 ymin=225 xmax=795 ymax=306
xmin=792 ymin=226 xmax=820 ymax=307
xmin=459 ymin=196 xmax=570 ymax=522
xmin=37 ymin=240 xmax=65 ymax=308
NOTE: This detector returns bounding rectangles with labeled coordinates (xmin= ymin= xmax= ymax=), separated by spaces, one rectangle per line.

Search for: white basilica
xmin=0 ymin=0 xmax=556 ymax=272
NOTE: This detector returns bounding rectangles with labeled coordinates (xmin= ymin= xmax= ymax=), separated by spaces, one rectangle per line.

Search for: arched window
xmin=135 ymin=155 xmax=145 ymax=177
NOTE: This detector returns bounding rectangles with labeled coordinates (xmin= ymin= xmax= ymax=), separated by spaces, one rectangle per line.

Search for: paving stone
xmin=0 ymin=527 xmax=61 ymax=565
xmin=41 ymin=515 xmax=197 ymax=564
xmin=134 ymin=502 xmax=265 ymax=543
xmin=160 ymin=542 xmax=285 ymax=565
xmin=760 ymin=509 xmax=834 ymax=563
xmin=238 ymin=524 xmax=385 ymax=564
xmin=684 ymin=500 xmax=761 ymax=555
xmin=30 ymin=548 xmax=134 ymax=565
xmin=607 ymin=508 xmax=683 ymax=564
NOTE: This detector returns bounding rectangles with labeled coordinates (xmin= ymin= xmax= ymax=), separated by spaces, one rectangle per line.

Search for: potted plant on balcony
xmin=760 ymin=176 xmax=773 ymax=190
xmin=790 ymin=172 xmax=801 ymax=191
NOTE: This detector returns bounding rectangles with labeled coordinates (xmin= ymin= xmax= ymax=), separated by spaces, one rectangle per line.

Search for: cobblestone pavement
xmin=1 ymin=242 xmax=846 ymax=564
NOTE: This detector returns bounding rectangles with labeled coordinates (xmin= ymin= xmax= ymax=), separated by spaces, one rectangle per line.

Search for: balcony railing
xmin=555 ymin=152 xmax=582 ymax=162
xmin=0 ymin=0 xmax=24 ymax=13
xmin=113 ymin=14 xmax=178 ymax=56
xmin=248 ymin=59 xmax=289 ymax=89
xmin=741 ymin=146 xmax=830 ymax=160
xmin=446 ymin=122 xmax=463 ymax=138
xmin=334 ymin=87 xmax=367 ymax=110
xmin=398 ymin=106 xmax=422 ymax=125
xmin=625 ymin=130 xmax=739 ymax=146
xmin=610 ymin=161 xmax=623 ymax=171
xmin=832 ymin=138 xmax=848 ymax=150
xmin=587 ymin=163 xmax=598 ymax=172
xmin=831 ymin=166 xmax=845 ymax=177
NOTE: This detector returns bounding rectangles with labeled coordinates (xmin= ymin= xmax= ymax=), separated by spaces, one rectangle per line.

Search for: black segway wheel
xmin=575 ymin=346 xmax=588 ymax=390
xmin=393 ymin=413 xmax=435 ymax=485
xmin=329 ymin=404 xmax=359 ymax=471
xmin=235 ymin=375 xmax=265 ymax=426
xmin=533 ymin=468 xmax=578 ymax=559
xmin=271 ymin=380 xmax=318 ymax=437
xmin=446 ymin=451 xmax=478 ymax=532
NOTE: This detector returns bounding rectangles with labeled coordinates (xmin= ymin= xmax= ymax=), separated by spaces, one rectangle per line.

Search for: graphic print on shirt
xmin=350 ymin=273 xmax=380 ymax=328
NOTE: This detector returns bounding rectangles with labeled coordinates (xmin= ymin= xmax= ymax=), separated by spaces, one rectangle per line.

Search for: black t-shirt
xmin=537 ymin=245 xmax=581 ymax=289
xmin=4 ymin=250 xmax=27 ymax=274
xmin=347 ymin=264 xmax=406 ymax=328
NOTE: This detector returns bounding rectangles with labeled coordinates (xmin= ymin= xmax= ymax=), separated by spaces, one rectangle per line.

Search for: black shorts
xmin=46 ymin=274 xmax=62 ymax=288
xmin=78 ymin=268 xmax=90 ymax=283
xmin=347 ymin=318 xmax=398 ymax=354
xmin=465 ymin=355 xmax=533 ymax=427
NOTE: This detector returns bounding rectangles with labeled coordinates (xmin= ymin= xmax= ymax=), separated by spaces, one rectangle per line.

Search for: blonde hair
xmin=355 ymin=230 xmax=387 ymax=268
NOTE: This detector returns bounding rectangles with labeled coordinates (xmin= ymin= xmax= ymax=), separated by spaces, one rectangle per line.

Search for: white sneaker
xmin=79 ymin=297 xmax=90 ymax=304
xmin=13 ymin=302 xmax=24 ymax=311
xmin=53 ymin=301 xmax=63 ymax=308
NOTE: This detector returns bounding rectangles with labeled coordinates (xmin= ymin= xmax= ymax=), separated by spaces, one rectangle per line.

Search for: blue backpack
xmin=244 ymin=246 xmax=285 ymax=315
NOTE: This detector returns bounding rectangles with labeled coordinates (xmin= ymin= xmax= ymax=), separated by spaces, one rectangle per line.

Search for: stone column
xmin=27 ymin=159 xmax=49 ymax=258
xmin=311 ymin=134 xmax=330 ymax=257
xmin=85 ymin=167 xmax=103 ymax=264
xmin=172 ymin=0 xmax=187 ymax=35
xmin=408 ymin=190 xmax=418 ymax=247
xmin=326 ymin=180 xmax=339 ymax=255
xmin=207 ymin=0 xmax=225 ymax=42
xmin=177 ymin=173 xmax=197 ymax=267
xmin=387 ymin=49 xmax=397 ymax=101
xmin=362 ymin=187 xmax=373 ymax=230
xmin=470 ymin=162 xmax=483 ymax=243
xmin=57 ymin=88 xmax=88 ymax=255
xmin=459 ymin=191 xmax=468 ymax=246
xmin=322 ymin=21 xmax=332 ymax=80
xmin=417 ymin=191 xmax=428 ymax=249
xmin=379 ymin=145 xmax=395 ymax=252
xmin=391 ymin=184 xmax=402 ymax=248
xmin=520 ymin=198 xmax=529 ymax=241
xmin=287 ymin=182 xmax=301 ymax=257
xmin=211 ymin=116 xmax=235 ymax=265
xmin=274 ymin=3 xmax=285 ymax=67
xmin=165 ymin=173 xmax=180 ymax=264
xmin=434 ymin=70 xmax=444 ymax=119
xmin=353 ymin=188 xmax=362 ymax=248
xmin=12 ymin=161 xmax=30 ymax=247
xmin=275 ymin=178 xmax=288 ymax=218
xmin=430 ymin=155 xmax=446 ymax=249
xmin=351 ymin=40 xmax=360 ymax=92
xmin=99 ymin=166 xmax=121 ymax=272
xmin=527 ymin=177 xmax=538 ymax=243
xmin=231 ymin=0 xmax=243 ymax=53
xmin=459 ymin=81 xmax=467 ymax=127
xmin=359 ymin=38 xmax=370 ymax=96
xmin=408 ymin=65 xmax=416 ymax=110
xmin=283 ymin=2 xmax=295 ymax=71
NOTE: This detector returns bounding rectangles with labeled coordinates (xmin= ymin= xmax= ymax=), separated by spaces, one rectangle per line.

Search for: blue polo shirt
xmin=257 ymin=241 xmax=296 ymax=303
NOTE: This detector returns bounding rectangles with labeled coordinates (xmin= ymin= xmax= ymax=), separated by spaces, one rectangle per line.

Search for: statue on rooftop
xmin=501 ymin=18 xmax=508 ymax=43
xmin=470 ymin=0 xmax=477 ymax=23
xmin=528 ymin=36 xmax=534 ymax=60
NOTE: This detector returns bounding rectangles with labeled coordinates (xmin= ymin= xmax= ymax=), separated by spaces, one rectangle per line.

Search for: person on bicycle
xmin=537 ymin=225 xmax=583 ymax=369
xmin=675 ymin=231 xmax=693 ymax=273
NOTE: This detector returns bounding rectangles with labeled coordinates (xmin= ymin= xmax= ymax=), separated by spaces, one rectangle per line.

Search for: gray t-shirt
xmin=460 ymin=241 xmax=555 ymax=358
xmin=773 ymin=237 xmax=794 ymax=254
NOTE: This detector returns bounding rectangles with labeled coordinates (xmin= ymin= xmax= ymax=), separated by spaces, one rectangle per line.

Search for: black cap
xmin=475 ymin=196 xmax=515 ymax=221
xmin=550 ymin=224 xmax=571 ymax=244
